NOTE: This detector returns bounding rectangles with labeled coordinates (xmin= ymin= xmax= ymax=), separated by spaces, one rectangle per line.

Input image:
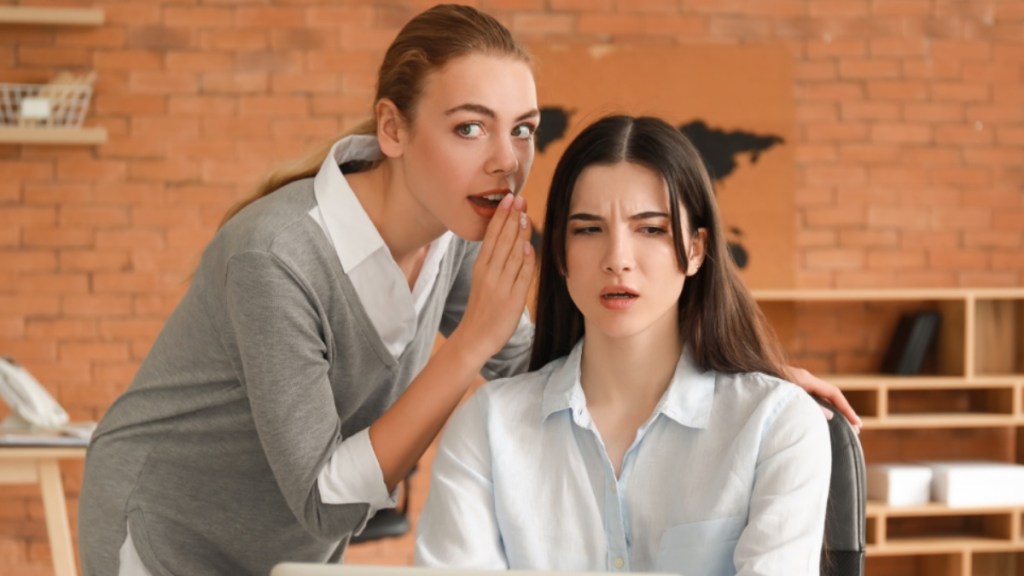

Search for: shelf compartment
xmin=755 ymin=294 xmax=967 ymax=377
xmin=889 ymin=385 xmax=1015 ymax=418
xmin=973 ymin=551 xmax=1024 ymax=576
xmin=0 ymin=6 xmax=104 ymax=26
xmin=885 ymin=512 xmax=1016 ymax=547
xmin=974 ymin=298 xmax=1024 ymax=377
xmin=0 ymin=126 xmax=107 ymax=145
xmin=866 ymin=552 xmax=969 ymax=576
xmin=860 ymin=428 xmax=1019 ymax=462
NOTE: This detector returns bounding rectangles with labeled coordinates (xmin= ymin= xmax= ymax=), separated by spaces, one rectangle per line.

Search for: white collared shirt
xmin=310 ymin=135 xmax=452 ymax=358
xmin=310 ymin=135 xmax=451 ymax=513
xmin=416 ymin=340 xmax=832 ymax=575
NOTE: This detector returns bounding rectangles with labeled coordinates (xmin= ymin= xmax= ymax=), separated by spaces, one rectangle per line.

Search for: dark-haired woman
xmin=416 ymin=115 xmax=833 ymax=575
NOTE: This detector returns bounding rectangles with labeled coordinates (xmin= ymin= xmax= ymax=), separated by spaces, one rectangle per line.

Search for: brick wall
xmin=1 ymin=0 xmax=1022 ymax=573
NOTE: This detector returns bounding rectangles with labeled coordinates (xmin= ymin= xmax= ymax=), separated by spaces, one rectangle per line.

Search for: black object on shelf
xmin=881 ymin=311 xmax=941 ymax=375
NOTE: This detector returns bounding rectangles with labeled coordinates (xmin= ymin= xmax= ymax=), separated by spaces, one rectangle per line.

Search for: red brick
xmin=930 ymin=167 xmax=992 ymax=187
xmin=60 ymin=342 xmax=130 ymax=363
xmin=967 ymin=104 xmax=1024 ymax=123
xmin=937 ymin=123 xmax=991 ymax=144
xmin=929 ymin=248 xmax=990 ymax=269
xmin=129 ymin=71 xmax=199 ymax=94
xmin=166 ymin=51 xmax=233 ymax=73
xmin=201 ymin=71 xmax=269 ymax=94
xmin=16 ymin=47 xmax=91 ymax=67
xmin=931 ymin=83 xmax=992 ymax=102
xmin=22 ymin=227 xmax=94 ymax=248
xmin=904 ymin=103 xmax=964 ymax=123
xmin=127 ymin=26 xmax=195 ymax=50
xmin=128 ymin=159 xmax=202 ymax=183
xmin=804 ymin=207 xmax=868 ymax=227
xmin=867 ymin=207 xmax=930 ymax=229
xmin=805 ymin=122 xmax=869 ymax=142
xmin=0 ymin=207 xmax=56 ymax=227
xmin=15 ymin=273 xmax=89 ymax=295
xmin=805 ymin=39 xmax=867 ymax=59
xmin=867 ymin=81 xmax=929 ymax=101
xmin=0 ymin=295 xmax=60 ymax=315
xmin=805 ymin=165 xmax=867 ymax=186
xmin=236 ymin=7 xmax=307 ymax=28
xmin=839 ymin=59 xmax=901 ymax=79
xmin=25 ymin=319 xmax=97 ymax=340
xmin=839 ymin=230 xmax=899 ymax=247
xmin=871 ymin=123 xmax=932 ymax=143
xmin=840 ymin=102 xmax=900 ymax=121
xmin=54 ymin=27 xmax=126 ymax=49
xmin=95 ymin=230 xmax=164 ymax=251
xmin=797 ymin=83 xmax=863 ymax=102
xmin=198 ymin=30 xmax=269 ymax=51
xmin=870 ymin=38 xmax=928 ymax=57
xmin=930 ymin=207 xmax=992 ymax=230
xmin=93 ymin=273 xmax=162 ymax=294
xmin=867 ymin=249 xmax=927 ymax=269
xmin=61 ymin=295 xmax=133 ymax=318
xmin=163 ymin=6 xmax=234 ymax=28
xmin=57 ymin=160 xmax=128 ymax=183
xmin=805 ymin=249 xmax=866 ymax=270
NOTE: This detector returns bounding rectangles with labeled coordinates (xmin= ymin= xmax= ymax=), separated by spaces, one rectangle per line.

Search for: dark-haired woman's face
xmin=563 ymin=162 xmax=704 ymax=343
xmin=398 ymin=53 xmax=538 ymax=241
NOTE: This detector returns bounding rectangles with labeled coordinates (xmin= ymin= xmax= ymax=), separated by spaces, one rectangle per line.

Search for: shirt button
xmin=613 ymin=557 xmax=625 ymax=569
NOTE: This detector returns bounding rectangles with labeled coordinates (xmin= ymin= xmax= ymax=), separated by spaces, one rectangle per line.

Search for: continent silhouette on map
xmin=536 ymin=107 xmax=572 ymax=152
xmin=677 ymin=120 xmax=784 ymax=183
xmin=532 ymin=109 xmax=785 ymax=270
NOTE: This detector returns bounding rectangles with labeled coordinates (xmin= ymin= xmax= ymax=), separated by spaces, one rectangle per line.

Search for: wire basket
xmin=0 ymin=82 xmax=94 ymax=128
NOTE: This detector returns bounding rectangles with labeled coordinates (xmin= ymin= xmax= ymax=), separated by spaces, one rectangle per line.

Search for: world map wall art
xmin=523 ymin=44 xmax=797 ymax=289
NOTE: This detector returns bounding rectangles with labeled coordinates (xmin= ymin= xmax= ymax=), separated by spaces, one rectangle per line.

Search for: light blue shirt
xmin=416 ymin=340 xmax=831 ymax=575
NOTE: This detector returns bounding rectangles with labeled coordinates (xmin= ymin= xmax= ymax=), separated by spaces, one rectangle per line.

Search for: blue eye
xmin=456 ymin=123 xmax=483 ymax=138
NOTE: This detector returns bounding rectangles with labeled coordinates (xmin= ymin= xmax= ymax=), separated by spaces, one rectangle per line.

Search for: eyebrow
xmin=568 ymin=211 xmax=670 ymax=222
xmin=444 ymin=103 xmax=540 ymax=122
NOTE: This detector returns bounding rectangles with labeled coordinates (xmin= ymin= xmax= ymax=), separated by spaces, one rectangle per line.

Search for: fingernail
xmin=524 ymin=240 xmax=532 ymax=255
xmin=513 ymin=194 xmax=525 ymax=210
xmin=823 ymin=407 xmax=834 ymax=420
xmin=519 ymin=212 xmax=528 ymax=230
xmin=500 ymin=194 xmax=514 ymax=208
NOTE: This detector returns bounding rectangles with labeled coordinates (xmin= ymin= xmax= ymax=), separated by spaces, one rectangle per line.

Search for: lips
xmin=468 ymin=189 xmax=512 ymax=219
xmin=600 ymin=286 xmax=639 ymax=309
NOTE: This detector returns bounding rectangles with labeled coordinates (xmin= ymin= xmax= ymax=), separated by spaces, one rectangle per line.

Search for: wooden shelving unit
xmin=0 ymin=6 xmax=104 ymax=26
xmin=0 ymin=6 xmax=105 ymax=145
xmin=753 ymin=288 xmax=1024 ymax=576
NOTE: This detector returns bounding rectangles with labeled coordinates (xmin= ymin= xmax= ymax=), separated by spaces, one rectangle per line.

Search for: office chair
xmin=350 ymin=468 xmax=415 ymax=544
xmin=819 ymin=400 xmax=867 ymax=576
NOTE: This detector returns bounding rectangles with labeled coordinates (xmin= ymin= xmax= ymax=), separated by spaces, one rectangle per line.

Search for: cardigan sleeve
xmin=223 ymin=249 xmax=372 ymax=539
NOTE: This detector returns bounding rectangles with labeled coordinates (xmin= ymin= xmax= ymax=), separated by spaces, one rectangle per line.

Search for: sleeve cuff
xmin=317 ymin=428 xmax=399 ymax=515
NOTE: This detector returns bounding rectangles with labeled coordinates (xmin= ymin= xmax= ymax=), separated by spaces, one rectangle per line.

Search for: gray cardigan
xmin=78 ymin=177 xmax=533 ymax=576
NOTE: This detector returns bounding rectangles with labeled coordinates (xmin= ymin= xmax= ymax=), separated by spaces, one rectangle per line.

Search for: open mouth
xmin=468 ymin=192 xmax=511 ymax=210
xmin=602 ymin=292 xmax=638 ymax=300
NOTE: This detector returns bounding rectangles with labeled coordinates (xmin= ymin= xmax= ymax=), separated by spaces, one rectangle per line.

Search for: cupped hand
xmin=452 ymin=193 xmax=535 ymax=363
xmin=784 ymin=365 xmax=863 ymax=433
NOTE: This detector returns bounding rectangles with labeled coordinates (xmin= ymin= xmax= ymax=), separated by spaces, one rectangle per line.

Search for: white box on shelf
xmin=867 ymin=463 xmax=933 ymax=506
xmin=918 ymin=461 xmax=1024 ymax=508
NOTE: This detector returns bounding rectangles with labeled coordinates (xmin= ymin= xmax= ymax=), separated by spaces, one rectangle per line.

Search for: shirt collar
xmin=313 ymin=135 xmax=386 ymax=272
xmin=541 ymin=339 xmax=717 ymax=430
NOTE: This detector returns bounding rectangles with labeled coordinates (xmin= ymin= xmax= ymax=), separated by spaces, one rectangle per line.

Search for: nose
xmin=602 ymin=228 xmax=635 ymax=274
xmin=486 ymin=136 xmax=519 ymax=176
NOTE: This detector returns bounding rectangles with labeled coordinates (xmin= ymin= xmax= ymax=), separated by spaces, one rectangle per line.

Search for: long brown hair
xmin=529 ymin=115 xmax=787 ymax=378
xmin=220 ymin=4 xmax=531 ymax=227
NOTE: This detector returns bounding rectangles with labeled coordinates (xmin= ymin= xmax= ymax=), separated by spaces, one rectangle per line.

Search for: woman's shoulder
xmin=716 ymin=370 xmax=826 ymax=426
xmin=471 ymin=356 xmax=565 ymax=413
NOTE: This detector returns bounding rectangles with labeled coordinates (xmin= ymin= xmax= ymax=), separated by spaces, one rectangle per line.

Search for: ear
xmin=375 ymin=98 xmax=406 ymax=159
xmin=686 ymin=228 xmax=708 ymax=277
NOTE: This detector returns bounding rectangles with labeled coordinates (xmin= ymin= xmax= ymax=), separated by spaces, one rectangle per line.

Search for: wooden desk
xmin=0 ymin=446 xmax=86 ymax=576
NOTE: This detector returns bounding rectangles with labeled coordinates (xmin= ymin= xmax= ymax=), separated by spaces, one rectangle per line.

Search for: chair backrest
xmin=819 ymin=401 xmax=867 ymax=576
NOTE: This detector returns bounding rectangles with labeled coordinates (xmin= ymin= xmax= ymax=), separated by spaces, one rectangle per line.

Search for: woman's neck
xmin=346 ymin=162 xmax=443 ymax=272
xmin=579 ymin=327 xmax=683 ymax=477
xmin=579 ymin=327 xmax=683 ymax=412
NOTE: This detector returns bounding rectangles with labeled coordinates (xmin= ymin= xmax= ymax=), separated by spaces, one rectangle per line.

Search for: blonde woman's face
xmin=564 ymin=162 xmax=704 ymax=343
xmin=398 ymin=53 xmax=538 ymax=241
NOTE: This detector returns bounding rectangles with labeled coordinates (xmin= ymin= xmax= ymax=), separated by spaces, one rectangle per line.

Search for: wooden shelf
xmin=868 ymin=502 xmax=1024 ymax=517
xmin=0 ymin=126 xmax=107 ymax=145
xmin=755 ymin=288 xmax=1024 ymax=576
xmin=0 ymin=6 xmax=104 ymax=26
